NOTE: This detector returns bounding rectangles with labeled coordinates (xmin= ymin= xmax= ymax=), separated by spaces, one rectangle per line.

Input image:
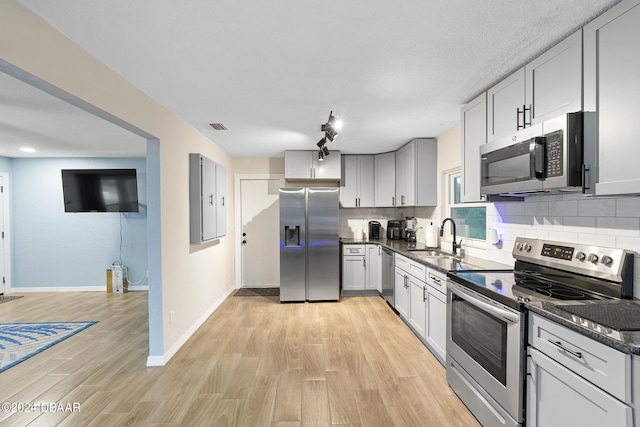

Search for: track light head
xmin=317 ymin=138 xmax=326 ymax=149
xmin=318 ymin=150 xmax=324 ymax=161
xmin=322 ymin=145 xmax=330 ymax=156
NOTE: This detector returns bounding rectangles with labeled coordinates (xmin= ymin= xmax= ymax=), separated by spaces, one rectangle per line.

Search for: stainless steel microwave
xmin=480 ymin=112 xmax=596 ymax=196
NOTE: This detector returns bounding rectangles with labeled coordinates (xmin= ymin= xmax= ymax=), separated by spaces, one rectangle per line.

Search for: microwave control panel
xmin=545 ymin=130 xmax=563 ymax=178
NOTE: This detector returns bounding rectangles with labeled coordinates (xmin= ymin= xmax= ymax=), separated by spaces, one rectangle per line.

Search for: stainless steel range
xmin=446 ymin=237 xmax=634 ymax=427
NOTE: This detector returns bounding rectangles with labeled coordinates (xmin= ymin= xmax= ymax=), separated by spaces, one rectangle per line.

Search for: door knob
xmin=242 ymin=240 xmax=247 ymax=244
xmin=242 ymin=232 xmax=246 ymax=236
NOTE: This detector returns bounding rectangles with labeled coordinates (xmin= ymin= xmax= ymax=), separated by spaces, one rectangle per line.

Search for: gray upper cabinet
xmin=374 ymin=152 xmax=396 ymax=207
xmin=460 ymin=92 xmax=487 ymax=203
xmin=189 ymin=153 xmax=227 ymax=244
xmin=487 ymin=29 xmax=583 ymax=143
xmin=487 ymin=67 xmax=525 ymax=142
xmin=584 ymin=0 xmax=640 ymax=195
xmin=284 ymin=150 xmax=341 ymax=181
xmin=395 ymin=138 xmax=437 ymax=207
xmin=340 ymin=155 xmax=374 ymax=208
xmin=526 ymin=30 xmax=583 ymax=125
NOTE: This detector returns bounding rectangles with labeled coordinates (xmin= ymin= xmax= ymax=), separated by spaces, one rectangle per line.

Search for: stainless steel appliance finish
xmin=446 ymin=237 xmax=634 ymax=427
xmin=387 ymin=219 xmax=406 ymax=240
xmin=381 ymin=247 xmax=394 ymax=306
xmin=447 ymin=281 xmax=525 ymax=427
xmin=368 ymin=221 xmax=382 ymax=239
xmin=279 ymin=187 xmax=339 ymax=302
xmin=480 ymin=112 xmax=596 ymax=196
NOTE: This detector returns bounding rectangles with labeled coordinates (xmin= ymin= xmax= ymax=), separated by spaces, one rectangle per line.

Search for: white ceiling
xmin=4 ymin=0 xmax=620 ymax=158
xmin=0 ymin=70 xmax=147 ymax=158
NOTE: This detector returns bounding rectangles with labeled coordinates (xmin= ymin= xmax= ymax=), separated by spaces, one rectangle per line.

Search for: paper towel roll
xmin=425 ymin=225 xmax=439 ymax=248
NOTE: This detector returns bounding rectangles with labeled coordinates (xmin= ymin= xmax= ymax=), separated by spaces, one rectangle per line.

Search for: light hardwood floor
xmin=0 ymin=291 xmax=479 ymax=426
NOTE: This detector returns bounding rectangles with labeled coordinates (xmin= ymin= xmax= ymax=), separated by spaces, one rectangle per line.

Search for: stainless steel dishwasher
xmin=381 ymin=247 xmax=394 ymax=307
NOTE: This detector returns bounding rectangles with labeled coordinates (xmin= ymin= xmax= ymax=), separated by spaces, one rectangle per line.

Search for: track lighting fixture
xmin=320 ymin=110 xmax=342 ymax=143
xmin=314 ymin=111 xmax=341 ymax=151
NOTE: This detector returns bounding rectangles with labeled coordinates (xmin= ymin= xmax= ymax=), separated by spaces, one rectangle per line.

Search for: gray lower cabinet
xmin=343 ymin=244 xmax=381 ymax=292
xmin=365 ymin=245 xmax=381 ymax=291
xmin=527 ymin=313 xmax=633 ymax=427
xmin=394 ymin=267 xmax=410 ymax=319
xmin=189 ymin=153 xmax=227 ymax=243
xmin=424 ymin=284 xmax=446 ymax=362
xmin=342 ymin=245 xmax=366 ymax=291
xmin=584 ymin=0 xmax=640 ymax=195
xmin=408 ymin=277 xmax=427 ymax=339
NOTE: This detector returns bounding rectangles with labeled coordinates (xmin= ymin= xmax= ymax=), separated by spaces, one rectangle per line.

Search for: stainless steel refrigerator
xmin=279 ymin=187 xmax=339 ymax=302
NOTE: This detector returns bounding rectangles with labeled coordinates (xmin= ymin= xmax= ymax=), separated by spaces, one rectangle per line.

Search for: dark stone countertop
xmin=340 ymin=237 xmax=512 ymax=274
xmin=342 ymin=238 xmax=640 ymax=356
xmin=526 ymin=300 xmax=640 ymax=356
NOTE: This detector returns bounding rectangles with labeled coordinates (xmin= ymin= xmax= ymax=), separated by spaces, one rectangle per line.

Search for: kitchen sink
xmin=406 ymin=248 xmax=457 ymax=259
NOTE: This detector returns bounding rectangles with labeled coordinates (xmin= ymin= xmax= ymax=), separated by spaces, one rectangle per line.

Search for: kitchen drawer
xmin=529 ymin=313 xmax=631 ymax=403
xmin=426 ymin=268 xmax=446 ymax=294
xmin=395 ymin=253 xmax=426 ymax=281
xmin=343 ymin=245 xmax=365 ymax=256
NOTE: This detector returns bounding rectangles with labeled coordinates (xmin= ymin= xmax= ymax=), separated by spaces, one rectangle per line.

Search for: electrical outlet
xmin=170 ymin=310 xmax=175 ymax=325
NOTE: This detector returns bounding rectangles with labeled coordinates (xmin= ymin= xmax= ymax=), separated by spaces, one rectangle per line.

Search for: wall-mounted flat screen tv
xmin=62 ymin=169 xmax=139 ymax=212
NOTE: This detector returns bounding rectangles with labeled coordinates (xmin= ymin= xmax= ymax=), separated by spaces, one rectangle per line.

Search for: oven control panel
xmin=541 ymin=244 xmax=574 ymax=261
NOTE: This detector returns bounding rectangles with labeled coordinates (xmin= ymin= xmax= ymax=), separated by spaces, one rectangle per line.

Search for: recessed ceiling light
xmin=19 ymin=147 xmax=36 ymax=153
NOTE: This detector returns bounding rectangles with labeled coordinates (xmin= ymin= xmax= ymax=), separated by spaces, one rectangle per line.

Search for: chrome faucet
xmin=440 ymin=218 xmax=462 ymax=255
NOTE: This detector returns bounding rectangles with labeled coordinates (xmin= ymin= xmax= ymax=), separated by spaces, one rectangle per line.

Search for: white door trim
xmin=233 ymin=173 xmax=285 ymax=289
xmin=0 ymin=173 xmax=11 ymax=294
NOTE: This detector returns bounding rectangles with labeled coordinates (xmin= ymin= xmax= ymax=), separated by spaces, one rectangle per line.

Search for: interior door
xmin=240 ymin=178 xmax=282 ymax=288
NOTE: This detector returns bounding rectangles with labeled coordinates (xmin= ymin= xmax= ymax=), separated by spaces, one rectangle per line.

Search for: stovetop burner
xmin=515 ymin=276 xmax=598 ymax=301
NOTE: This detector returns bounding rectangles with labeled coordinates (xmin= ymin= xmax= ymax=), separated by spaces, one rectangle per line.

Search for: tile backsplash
xmin=488 ymin=193 xmax=640 ymax=297
xmin=340 ymin=193 xmax=640 ymax=297
xmin=339 ymin=206 xmax=436 ymax=240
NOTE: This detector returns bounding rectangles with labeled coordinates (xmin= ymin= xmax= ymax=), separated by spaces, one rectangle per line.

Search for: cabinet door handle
xmin=209 ymin=194 xmax=214 ymax=205
xmin=517 ymin=106 xmax=523 ymax=130
xmin=363 ymin=258 xmax=366 ymax=268
xmin=221 ymin=196 xmax=225 ymax=207
xmin=392 ymin=196 xmax=395 ymax=206
xmin=582 ymin=164 xmax=591 ymax=194
xmin=548 ymin=340 xmax=583 ymax=359
xmin=423 ymin=286 xmax=427 ymax=301
xmin=524 ymin=104 xmax=532 ymax=127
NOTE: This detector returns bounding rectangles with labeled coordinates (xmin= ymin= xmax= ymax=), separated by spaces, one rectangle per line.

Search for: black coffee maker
xmin=368 ymin=221 xmax=382 ymax=239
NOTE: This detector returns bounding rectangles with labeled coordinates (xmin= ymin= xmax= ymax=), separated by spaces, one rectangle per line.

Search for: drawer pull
xmin=548 ymin=340 xmax=583 ymax=359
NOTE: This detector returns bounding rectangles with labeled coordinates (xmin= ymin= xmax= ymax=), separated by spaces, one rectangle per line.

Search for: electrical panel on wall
xmin=189 ymin=153 xmax=227 ymax=243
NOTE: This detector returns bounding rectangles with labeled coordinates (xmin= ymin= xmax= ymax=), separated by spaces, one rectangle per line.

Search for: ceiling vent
xmin=209 ymin=123 xmax=228 ymax=130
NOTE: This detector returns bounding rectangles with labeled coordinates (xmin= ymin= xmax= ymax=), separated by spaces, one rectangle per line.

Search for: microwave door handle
xmin=534 ymin=138 xmax=546 ymax=180
xmin=449 ymin=283 xmax=520 ymax=323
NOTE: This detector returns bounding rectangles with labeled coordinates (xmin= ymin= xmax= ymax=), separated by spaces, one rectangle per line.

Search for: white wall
xmin=1 ymin=1 xmax=234 ymax=363
xmin=8 ymin=157 xmax=147 ymax=290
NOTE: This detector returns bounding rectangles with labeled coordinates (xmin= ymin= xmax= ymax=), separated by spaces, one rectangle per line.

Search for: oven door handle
xmin=449 ymin=283 xmax=520 ymax=324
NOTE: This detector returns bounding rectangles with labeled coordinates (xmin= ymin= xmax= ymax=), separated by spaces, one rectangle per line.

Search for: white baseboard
xmin=146 ymin=286 xmax=236 ymax=367
xmin=12 ymin=286 xmax=105 ymax=293
xmin=127 ymin=285 xmax=149 ymax=291
xmin=8 ymin=285 xmax=149 ymax=293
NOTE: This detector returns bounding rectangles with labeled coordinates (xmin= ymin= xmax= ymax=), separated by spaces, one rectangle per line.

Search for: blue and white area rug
xmin=0 ymin=321 xmax=97 ymax=373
